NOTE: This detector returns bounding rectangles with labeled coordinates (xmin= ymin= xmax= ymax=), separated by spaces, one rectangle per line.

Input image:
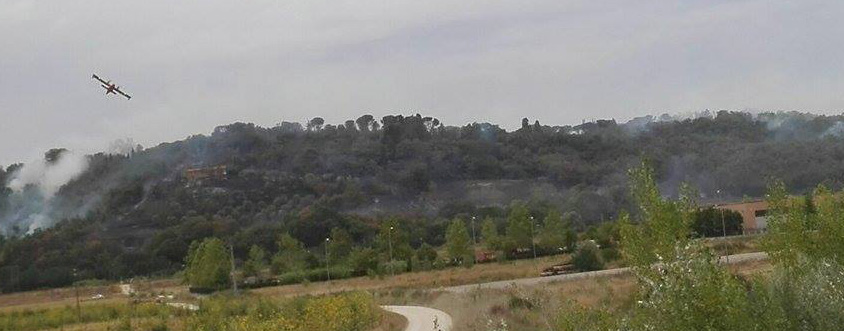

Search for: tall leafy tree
xmin=506 ymin=203 xmax=533 ymax=250
xmin=184 ymin=237 xmax=231 ymax=290
xmin=620 ymin=162 xmax=694 ymax=267
xmin=480 ymin=217 xmax=501 ymax=251
xmin=374 ymin=218 xmax=412 ymax=266
xmin=445 ymin=219 xmax=472 ymax=264
xmin=242 ymin=245 xmax=267 ymax=277
xmin=538 ymin=209 xmax=570 ymax=252
xmin=327 ymin=227 xmax=353 ymax=265
xmin=270 ymin=233 xmax=309 ymax=274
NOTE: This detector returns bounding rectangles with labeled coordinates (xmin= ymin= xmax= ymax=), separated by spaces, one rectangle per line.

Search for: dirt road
xmin=382 ymin=305 xmax=452 ymax=331
xmin=443 ymin=252 xmax=768 ymax=293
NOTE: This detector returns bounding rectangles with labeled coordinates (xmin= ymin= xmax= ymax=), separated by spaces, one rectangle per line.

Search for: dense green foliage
xmin=0 ymin=302 xmax=176 ymax=331
xmin=445 ymin=219 xmax=472 ymax=265
xmin=555 ymin=163 xmax=844 ymax=330
xmin=571 ymin=241 xmax=604 ymax=272
xmin=538 ymin=210 xmax=575 ymax=252
xmin=184 ymin=237 xmax=231 ymax=290
xmin=5 ymin=111 xmax=844 ymax=292
xmin=187 ymin=292 xmax=380 ymax=331
xmin=0 ymin=292 xmax=379 ymax=331
xmin=691 ymin=207 xmax=743 ymax=237
xmin=243 ymin=245 xmax=268 ymax=278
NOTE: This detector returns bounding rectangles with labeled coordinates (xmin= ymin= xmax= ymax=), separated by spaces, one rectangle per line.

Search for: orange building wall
xmin=714 ymin=200 xmax=768 ymax=233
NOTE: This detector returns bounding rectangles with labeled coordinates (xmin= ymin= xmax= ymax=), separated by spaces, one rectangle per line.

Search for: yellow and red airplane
xmin=92 ymin=74 xmax=131 ymax=100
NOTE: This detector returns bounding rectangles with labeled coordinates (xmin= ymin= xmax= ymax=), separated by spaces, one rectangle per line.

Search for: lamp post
xmin=717 ymin=189 xmax=726 ymax=238
xmin=230 ymin=245 xmax=238 ymax=295
xmin=325 ymin=237 xmax=331 ymax=282
xmin=72 ymin=268 xmax=80 ymax=319
xmin=388 ymin=226 xmax=394 ymax=276
xmin=471 ymin=216 xmax=477 ymax=245
xmin=530 ymin=216 xmax=537 ymax=260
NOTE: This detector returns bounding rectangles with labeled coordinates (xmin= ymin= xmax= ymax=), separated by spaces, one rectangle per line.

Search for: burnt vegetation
xmin=2 ymin=111 xmax=844 ymax=292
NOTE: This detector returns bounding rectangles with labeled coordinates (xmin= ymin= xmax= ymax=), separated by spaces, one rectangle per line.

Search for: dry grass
xmin=253 ymin=254 xmax=573 ymax=298
xmin=374 ymin=258 xmax=771 ymax=331
xmin=0 ymin=279 xmax=186 ymax=313
xmin=372 ymin=309 xmax=408 ymax=331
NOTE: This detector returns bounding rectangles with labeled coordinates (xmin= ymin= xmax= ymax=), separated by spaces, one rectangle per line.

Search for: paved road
xmin=382 ymin=305 xmax=452 ymax=331
xmin=443 ymin=252 xmax=768 ymax=293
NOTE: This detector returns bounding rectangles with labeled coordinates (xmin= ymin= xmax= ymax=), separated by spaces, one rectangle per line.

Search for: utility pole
xmin=230 ymin=245 xmax=238 ymax=295
xmin=325 ymin=237 xmax=331 ymax=282
xmin=388 ymin=226 xmax=394 ymax=276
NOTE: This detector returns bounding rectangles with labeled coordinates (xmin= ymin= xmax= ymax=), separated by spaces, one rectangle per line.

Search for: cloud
xmin=2 ymin=0 xmax=844 ymax=163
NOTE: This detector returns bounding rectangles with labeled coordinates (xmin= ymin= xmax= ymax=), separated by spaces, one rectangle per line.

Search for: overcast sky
xmin=2 ymin=0 xmax=843 ymax=164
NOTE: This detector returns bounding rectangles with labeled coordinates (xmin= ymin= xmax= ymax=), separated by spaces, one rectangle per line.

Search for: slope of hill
xmin=2 ymin=111 xmax=844 ymax=292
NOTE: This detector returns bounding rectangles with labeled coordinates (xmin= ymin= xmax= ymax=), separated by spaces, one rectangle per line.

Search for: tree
xmin=480 ymin=217 xmax=501 ymax=251
xmin=374 ymin=219 xmax=413 ymax=271
xmin=620 ymin=162 xmax=693 ymax=267
xmin=348 ymin=247 xmax=378 ymax=275
xmin=184 ymin=237 xmax=231 ymax=290
xmin=538 ymin=209 xmax=570 ymax=253
xmin=306 ymin=117 xmax=325 ymax=131
xmin=506 ymin=203 xmax=532 ymax=251
xmin=691 ymin=207 xmax=743 ymax=237
xmin=445 ymin=219 xmax=472 ymax=264
xmin=327 ymin=227 xmax=353 ymax=264
xmin=571 ymin=241 xmax=604 ymax=271
xmin=242 ymin=245 xmax=267 ymax=278
xmin=270 ymin=233 xmax=309 ymax=274
xmin=344 ymin=120 xmax=357 ymax=132
xmin=416 ymin=243 xmax=438 ymax=263
xmin=355 ymin=114 xmax=375 ymax=132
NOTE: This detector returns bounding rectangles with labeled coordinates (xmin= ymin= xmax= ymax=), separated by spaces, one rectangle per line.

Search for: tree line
xmin=2 ymin=111 xmax=844 ymax=292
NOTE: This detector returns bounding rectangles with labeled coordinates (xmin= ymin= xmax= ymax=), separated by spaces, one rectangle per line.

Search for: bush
xmin=572 ymin=241 xmax=604 ymax=272
xmin=600 ymin=247 xmax=620 ymax=263
xmin=186 ymin=291 xmax=379 ymax=331
xmin=379 ymin=260 xmax=408 ymax=275
xmin=274 ymin=266 xmax=358 ymax=286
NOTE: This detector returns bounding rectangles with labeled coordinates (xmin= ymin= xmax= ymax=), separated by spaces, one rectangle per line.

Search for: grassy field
xmin=375 ymin=258 xmax=773 ymax=330
xmin=0 ymin=236 xmax=763 ymax=330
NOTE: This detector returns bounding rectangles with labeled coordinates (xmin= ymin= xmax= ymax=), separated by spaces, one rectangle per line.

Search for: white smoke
xmin=823 ymin=122 xmax=844 ymax=138
xmin=2 ymin=150 xmax=89 ymax=233
xmin=8 ymin=151 xmax=88 ymax=198
xmin=107 ymin=138 xmax=142 ymax=156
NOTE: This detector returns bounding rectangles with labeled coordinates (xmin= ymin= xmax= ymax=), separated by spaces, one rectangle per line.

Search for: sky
xmin=2 ymin=0 xmax=844 ymax=164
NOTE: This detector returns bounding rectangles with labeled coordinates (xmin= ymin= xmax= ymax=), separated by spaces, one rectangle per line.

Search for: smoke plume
xmin=1 ymin=150 xmax=89 ymax=234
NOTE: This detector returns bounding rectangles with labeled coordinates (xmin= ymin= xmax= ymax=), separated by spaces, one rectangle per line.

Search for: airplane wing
xmin=92 ymin=74 xmax=109 ymax=85
xmin=115 ymin=87 xmax=132 ymax=100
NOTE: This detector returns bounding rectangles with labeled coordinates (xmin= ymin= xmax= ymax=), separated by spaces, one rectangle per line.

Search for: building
xmin=185 ymin=165 xmax=227 ymax=182
xmin=714 ymin=200 xmax=768 ymax=234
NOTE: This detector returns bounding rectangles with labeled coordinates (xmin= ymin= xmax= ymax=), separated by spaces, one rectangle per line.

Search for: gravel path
xmin=382 ymin=305 xmax=452 ymax=331
xmin=442 ymin=252 xmax=768 ymax=293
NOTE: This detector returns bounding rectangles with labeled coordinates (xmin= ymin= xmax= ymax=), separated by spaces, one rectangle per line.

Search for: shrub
xmin=572 ymin=241 xmax=604 ymax=272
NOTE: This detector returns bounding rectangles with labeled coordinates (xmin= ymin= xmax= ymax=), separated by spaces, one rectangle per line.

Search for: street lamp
xmin=72 ymin=268 xmax=80 ymax=319
xmin=325 ymin=238 xmax=331 ymax=282
xmin=471 ymin=216 xmax=477 ymax=245
xmin=530 ymin=216 xmax=537 ymax=260
xmin=388 ymin=226 xmax=394 ymax=276
xmin=717 ymin=189 xmax=726 ymax=238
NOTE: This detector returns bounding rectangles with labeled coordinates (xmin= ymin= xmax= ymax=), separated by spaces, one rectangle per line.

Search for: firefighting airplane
xmin=92 ymin=74 xmax=131 ymax=100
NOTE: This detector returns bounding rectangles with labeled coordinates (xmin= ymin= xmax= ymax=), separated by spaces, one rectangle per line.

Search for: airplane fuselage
xmin=92 ymin=74 xmax=131 ymax=99
xmin=101 ymin=83 xmax=117 ymax=94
